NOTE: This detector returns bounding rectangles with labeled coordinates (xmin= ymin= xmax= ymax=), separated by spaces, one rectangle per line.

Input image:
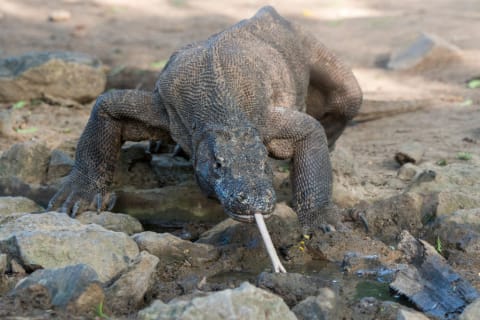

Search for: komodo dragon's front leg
xmin=47 ymin=90 xmax=170 ymax=216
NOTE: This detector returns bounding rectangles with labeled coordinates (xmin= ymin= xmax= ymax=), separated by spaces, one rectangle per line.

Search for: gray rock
xmin=114 ymin=183 xmax=226 ymax=227
xmin=362 ymin=192 xmax=424 ymax=243
xmin=0 ymin=253 xmax=6 ymax=274
xmin=436 ymin=208 xmax=480 ymax=254
xmin=132 ymin=231 xmax=219 ymax=266
xmin=352 ymin=297 xmax=416 ymax=320
xmin=46 ymin=149 xmax=74 ymax=182
xmin=0 ymin=142 xmax=50 ymax=184
xmin=397 ymin=163 xmax=422 ymax=181
xmin=436 ymin=191 xmax=480 ymax=217
xmin=0 ymin=51 xmax=106 ymax=103
xmin=10 ymin=259 xmax=25 ymax=274
xmin=76 ymin=211 xmax=143 ymax=235
xmin=0 ymin=212 xmax=139 ymax=282
xmin=137 ymin=282 xmax=296 ymax=320
xmin=10 ymin=264 xmax=103 ymax=315
xmin=460 ymin=298 xmax=480 ymax=320
xmin=197 ymin=202 xmax=305 ymax=267
xmin=105 ymin=251 xmax=159 ymax=313
xmin=0 ymin=108 xmax=13 ymax=136
xmin=292 ymin=288 xmax=337 ymax=320
xmin=387 ymin=33 xmax=462 ymax=71
xmin=257 ymin=272 xmax=332 ymax=307
xmin=395 ymin=142 xmax=425 ymax=165
xmin=397 ymin=308 xmax=430 ymax=320
xmin=0 ymin=196 xmax=42 ymax=214
xmin=106 ymin=66 xmax=159 ymax=91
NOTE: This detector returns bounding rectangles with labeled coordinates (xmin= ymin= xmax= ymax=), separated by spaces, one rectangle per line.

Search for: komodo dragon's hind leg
xmin=47 ymin=90 xmax=171 ymax=216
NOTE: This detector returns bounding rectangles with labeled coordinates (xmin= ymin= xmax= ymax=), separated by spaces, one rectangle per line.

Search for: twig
xmin=254 ymin=213 xmax=287 ymax=273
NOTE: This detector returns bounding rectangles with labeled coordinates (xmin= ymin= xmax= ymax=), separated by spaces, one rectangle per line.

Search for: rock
xmin=0 ymin=142 xmax=50 ymax=184
xmin=397 ymin=308 xmax=431 ymax=320
xmin=0 ymin=253 xmax=6 ymax=274
xmin=395 ymin=142 xmax=425 ymax=165
xmin=292 ymin=288 xmax=338 ymax=320
xmin=76 ymin=211 xmax=143 ymax=235
xmin=46 ymin=149 xmax=74 ymax=183
xmin=361 ymin=192 xmax=424 ymax=243
xmin=257 ymin=272 xmax=332 ymax=307
xmin=137 ymin=282 xmax=296 ymax=320
xmin=132 ymin=231 xmax=219 ymax=266
xmin=0 ymin=51 xmax=106 ymax=103
xmin=10 ymin=264 xmax=103 ymax=315
xmin=197 ymin=202 xmax=305 ymax=268
xmin=436 ymin=191 xmax=480 ymax=217
xmin=0 ymin=176 xmax=56 ymax=209
xmin=387 ymin=33 xmax=462 ymax=71
xmin=105 ymin=251 xmax=159 ymax=313
xmin=397 ymin=163 xmax=422 ymax=181
xmin=10 ymin=259 xmax=26 ymax=274
xmin=0 ymin=108 xmax=13 ymax=136
xmin=341 ymin=252 xmax=385 ymax=276
xmin=114 ymin=183 xmax=226 ymax=227
xmin=331 ymin=146 xmax=365 ymax=207
xmin=48 ymin=10 xmax=72 ymax=22
xmin=460 ymin=298 xmax=480 ymax=320
xmin=0 ymin=212 xmax=139 ymax=282
xmin=0 ymin=196 xmax=42 ymax=214
xmin=307 ymin=227 xmax=401 ymax=263
xmin=435 ymin=208 xmax=480 ymax=254
xmin=391 ymin=231 xmax=479 ymax=319
xmin=352 ymin=297 xmax=419 ymax=320
xmin=106 ymin=66 xmax=159 ymax=91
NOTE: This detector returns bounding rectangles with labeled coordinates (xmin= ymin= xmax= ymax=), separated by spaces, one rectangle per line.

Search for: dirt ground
xmin=0 ymin=0 xmax=479 ymax=318
xmin=1 ymin=0 xmax=479 ymax=174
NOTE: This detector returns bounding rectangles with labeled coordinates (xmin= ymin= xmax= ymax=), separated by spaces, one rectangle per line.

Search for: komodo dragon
xmin=47 ymin=6 xmax=363 ymax=234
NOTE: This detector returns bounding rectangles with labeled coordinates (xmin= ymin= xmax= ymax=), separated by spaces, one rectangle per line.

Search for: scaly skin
xmin=48 ymin=6 xmax=362 ymax=231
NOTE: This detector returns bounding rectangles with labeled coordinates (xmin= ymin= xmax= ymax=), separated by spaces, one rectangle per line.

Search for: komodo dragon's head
xmin=192 ymin=125 xmax=276 ymax=223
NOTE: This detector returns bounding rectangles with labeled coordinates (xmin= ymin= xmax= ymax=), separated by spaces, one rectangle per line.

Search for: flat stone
xmin=397 ymin=308 xmax=431 ymax=320
xmin=292 ymin=288 xmax=338 ymax=320
xmin=398 ymin=163 xmax=422 ymax=181
xmin=0 ymin=196 xmax=42 ymax=215
xmin=46 ymin=149 xmax=74 ymax=183
xmin=395 ymin=142 xmax=425 ymax=165
xmin=0 ymin=51 xmax=106 ymax=103
xmin=0 ymin=212 xmax=139 ymax=282
xmin=460 ymin=298 xmax=480 ymax=320
xmin=387 ymin=33 xmax=462 ymax=71
xmin=137 ymin=282 xmax=296 ymax=320
xmin=105 ymin=251 xmax=159 ymax=313
xmin=76 ymin=211 xmax=143 ymax=235
xmin=0 ymin=142 xmax=50 ymax=184
xmin=11 ymin=264 xmax=103 ymax=315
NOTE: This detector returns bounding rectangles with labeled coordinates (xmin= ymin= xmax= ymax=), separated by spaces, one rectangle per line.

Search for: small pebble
xmin=48 ymin=10 xmax=72 ymax=22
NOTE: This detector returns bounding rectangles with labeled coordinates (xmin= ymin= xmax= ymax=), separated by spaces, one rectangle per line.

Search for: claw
xmin=46 ymin=185 xmax=67 ymax=212
xmin=93 ymin=193 xmax=102 ymax=213
xmin=60 ymin=192 xmax=75 ymax=215
xmin=106 ymin=193 xmax=117 ymax=211
xmin=71 ymin=200 xmax=83 ymax=218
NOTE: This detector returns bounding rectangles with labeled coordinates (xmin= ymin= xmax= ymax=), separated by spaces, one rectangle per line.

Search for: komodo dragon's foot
xmin=46 ymin=169 xmax=117 ymax=217
xmin=301 ymin=203 xmax=369 ymax=239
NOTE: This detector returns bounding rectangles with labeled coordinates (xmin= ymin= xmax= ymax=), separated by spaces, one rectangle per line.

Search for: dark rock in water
xmin=10 ymin=264 xmax=104 ymax=315
xmin=114 ymin=182 xmax=226 ymax=228
xmin=352 ymin=297 xmax=429 ymax=320
xmin=291 ymin=287 xmax=338 ymax=320
xmin=257 ymin=272 xmax=333 ymax=307
xmin=0 ymin=142 xmax=51 ymax=184
xmin=390 ymin=231 xmax=479 ymax=319
xmin=0 ymin=51 xmax=106 ymax=103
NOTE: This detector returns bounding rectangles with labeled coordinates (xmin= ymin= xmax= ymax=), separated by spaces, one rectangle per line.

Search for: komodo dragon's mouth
xmin=226 ymin=211 xmax=272 ymax=223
